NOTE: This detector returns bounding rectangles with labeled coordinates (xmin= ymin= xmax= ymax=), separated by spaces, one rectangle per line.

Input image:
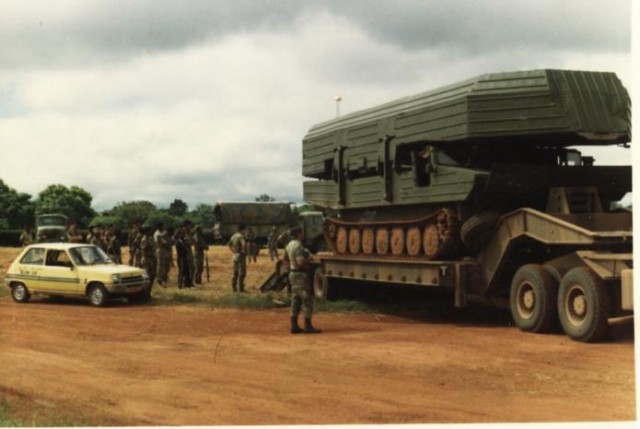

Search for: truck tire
xmin=348 ymin=228 xmax=361 ymax=254
xmin=406 ymin=227 xmax=421 ymax=256
xmin=557 ymin=267 xmax=611 ymax=342
xmin=313 ymin=268 xmax=334 ymax=300
xmin=460 ymin=210 xmax=502 ymax=254
xmin=376 ymin=229 xmax=389 ymax=255
xmin=510 ymin=264 xmax=558 ymax=333
xmin=335 ymin=227 xmax=348 ymax=254
xmin=361 ymin=228 xmax=375 ymax=255
xmin=391 ymin=227 xmax=404 ymax=256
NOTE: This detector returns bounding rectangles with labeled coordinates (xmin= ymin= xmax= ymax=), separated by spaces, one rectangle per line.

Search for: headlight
xmin=142 ymin=271 xmax=150 ymax=280
xmin=111 ymin=274 xmax=122 ymax=284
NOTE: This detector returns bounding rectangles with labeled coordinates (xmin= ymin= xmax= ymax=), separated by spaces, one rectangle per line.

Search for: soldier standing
xmin=267 ymin=226 xmax=279 ymax=261
xmin=174 ymin=220 xmax=195 ymax=288
xmin=285 ymin=227 xmax=321 ymax=334
xmin=106 ymin=224 xmax=122 ymax=264
xmin=19 ymin=227 xmax=33 ymax=247
xmin=127 ymin=223 xmax=140 ymax=266
xmin=228 ymin=224 xmax=247 ymax=292
xmin=140 ymin=227 xmax=158 ymax=289
xmin=154 ymin=223 xmax=168 ymax=287
xmin=246 ymin=227 xmax=258 ymax=263
xmin=193 ymin=225 xmax=209 ymax=284
xmin=67 ymin=222 xmax=83 ymax=243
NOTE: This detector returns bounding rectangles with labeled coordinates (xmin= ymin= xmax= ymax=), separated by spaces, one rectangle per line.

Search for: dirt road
xmin=0 ymin=246 xmax=636 ymax=425
xmin=0 ymin=298 xmax=635 ymax=425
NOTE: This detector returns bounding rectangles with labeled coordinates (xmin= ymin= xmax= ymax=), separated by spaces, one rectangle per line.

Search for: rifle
xmin=205 ymin=252 xmax=210 ymax=283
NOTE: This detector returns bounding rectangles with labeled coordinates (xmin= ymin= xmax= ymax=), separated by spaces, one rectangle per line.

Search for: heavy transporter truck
xmin=266 ymin=69 xmax=633 ymax=342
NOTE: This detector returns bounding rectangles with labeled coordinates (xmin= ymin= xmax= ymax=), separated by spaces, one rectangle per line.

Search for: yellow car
xmin=4 ymin=243 xmax=151 ymax=307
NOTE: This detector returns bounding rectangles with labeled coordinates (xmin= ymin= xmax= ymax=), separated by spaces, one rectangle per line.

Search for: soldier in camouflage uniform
xmin=127 ymin=223 xmax=140 ymax=266
xmin=174 ymin=220 xmax=195 ymax=288
xmin=285 ymin=227 xmax=321 ymax=334
xmin=154 ymin=223 xmax=169 ymax=286
xmin=106 ymin=224 xmax=122 ymax=264
xmin=246 ymin=227 xmax=258 ymax=263
xmin=228 ymin=224 xmax=247 ymax=292
xmin=193 ymin=226 xmax=209 ymax=284
xmin=19 ymin=228 xmax=33 ymax=247
xmin=140 ymin=226 xmax=157 ymax=289
xmin=267 ymin=226 xmax=279 ymax=261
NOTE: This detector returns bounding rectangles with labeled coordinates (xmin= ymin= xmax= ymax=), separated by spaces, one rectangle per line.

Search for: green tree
xmin=0 ymin=179 xmax=35 ymax=229
xmin=255 ymin=194 xmax=275 ymax=202
xmin=35 ymin=184 xmax=95 ymax=227
xmin=168 ymin=198 xmax=189 ymax=217
xmin=109 ymin=200 xmax=157 ymax=227
xmin=144 ymin=210 xmax=180 ymax=229
xmin=190 ymin=203 xmax=215 ymax=228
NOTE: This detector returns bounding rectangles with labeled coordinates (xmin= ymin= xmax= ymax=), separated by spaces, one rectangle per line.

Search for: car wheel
xmin=88 ymin=284 xmax=110 ymax=307
xmin=11 ymin=283 xmax=31 ymax=303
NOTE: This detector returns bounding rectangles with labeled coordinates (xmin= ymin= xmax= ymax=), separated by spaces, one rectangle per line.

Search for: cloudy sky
xmin=0 ymin=0 xmax=634 ymax=211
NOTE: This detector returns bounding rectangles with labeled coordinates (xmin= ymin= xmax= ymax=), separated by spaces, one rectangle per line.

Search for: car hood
xmin=76 ymin=264 xmax=146 ymax=277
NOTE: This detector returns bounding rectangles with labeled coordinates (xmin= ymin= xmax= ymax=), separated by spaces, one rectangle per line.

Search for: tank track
xmin=324 ymin=207 xmax=461 ymax=260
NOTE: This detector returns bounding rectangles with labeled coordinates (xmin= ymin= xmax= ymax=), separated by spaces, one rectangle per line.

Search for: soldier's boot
xmin=304 ymin=318 xmax=322 ymax=334
xmin=290 ymin=316 xmax=303 ymax=334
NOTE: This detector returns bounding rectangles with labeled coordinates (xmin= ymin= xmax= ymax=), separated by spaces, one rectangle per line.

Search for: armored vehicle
xmin=293 ymin=69 xmax=632 ymax=342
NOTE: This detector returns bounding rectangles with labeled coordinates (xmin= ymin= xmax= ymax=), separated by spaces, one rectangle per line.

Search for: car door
xmin=40 ymin=248 xmax=82 ymax=295
xmin=13 ymin=247 xmax=45 ymax=292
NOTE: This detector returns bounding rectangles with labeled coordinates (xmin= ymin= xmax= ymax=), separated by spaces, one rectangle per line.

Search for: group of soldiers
xmin=127 ymin=220 xmax=209 ymax=290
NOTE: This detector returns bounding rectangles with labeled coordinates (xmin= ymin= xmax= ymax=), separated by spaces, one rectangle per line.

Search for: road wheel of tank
xmin=11 ymin=283 xmax=31 ymax=303
xmin=88 ymin=283 xmax=110 ymax=307
xmin=335 ymin=227 xmax=348 ymax=254
xmin=375 ymin=229 xmax=389 ymax=255
xmin=510 ymin=264 xmax=558 ymax=333
xmin=390 ymin=227 xmax=405 ymax=256
xmin=557 ymin=267 xmax=611 ymax=342
xmin=423 ymin=224 xmax=441 ymax=260
xmin=361 ymin=228 xmax=375 ymax=255
xmin=460 ymin=210 xmax=502 ymax=253
xmin=406 ymin=227 xmax=422 ymax=256
xmin=327 ymin=222 xmax=337 ymax=239
xmin=348 ymin=228 xmax=361 ymax=254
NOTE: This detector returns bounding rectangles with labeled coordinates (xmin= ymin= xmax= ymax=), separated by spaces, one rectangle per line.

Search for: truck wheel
xmin=88 ymin=284 xmax=110 ymax=307
xmin=510 ymin=264 xmax=558 ymax=333
xmin=313 ymin=268 xmax=334 ymax=300
xmin=11 ymin=283 xmax=31 ymax=303
xmin=557 ymin=267 xmax=610 ymax=342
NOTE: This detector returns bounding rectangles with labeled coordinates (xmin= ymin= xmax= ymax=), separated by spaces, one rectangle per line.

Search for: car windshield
xmin=68 ymin=246 xmax=112 ymax=266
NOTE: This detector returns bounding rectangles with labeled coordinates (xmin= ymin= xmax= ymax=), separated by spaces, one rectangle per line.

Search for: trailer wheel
xmin=557 ymin=267 xmax=610 ymax=342
xmin=391 ymin=227 xmax=405 ymax=256
xmin=510 ymin=264 xmax=558 ymax=333
xmin=348 ymin=228 xmax=361 ymax=254
xmin=361 ymin=228 xmax=375 ymax=255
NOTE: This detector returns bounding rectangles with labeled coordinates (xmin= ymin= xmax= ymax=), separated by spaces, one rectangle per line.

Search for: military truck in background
xmin=35 ymin=213 xmax=69 ymax=243
xmin=213 ymin=201 xmax=325 ymax=251
xmin=286 ymin=69 xmax=632 ymax=342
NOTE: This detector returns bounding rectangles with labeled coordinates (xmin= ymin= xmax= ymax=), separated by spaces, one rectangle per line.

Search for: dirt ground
xmin=0 ymin=245 xmax=636 ymax=425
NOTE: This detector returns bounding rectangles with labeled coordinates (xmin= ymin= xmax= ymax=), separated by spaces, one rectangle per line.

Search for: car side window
xmin=20 ymin=248 xmax=45 ymax=265
xmin=45 ymin=249 xmax=73 ymax=267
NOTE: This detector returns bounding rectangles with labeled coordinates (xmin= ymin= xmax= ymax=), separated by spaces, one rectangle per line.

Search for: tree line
xmin=0 ymin=179 xmax=214 ymax=231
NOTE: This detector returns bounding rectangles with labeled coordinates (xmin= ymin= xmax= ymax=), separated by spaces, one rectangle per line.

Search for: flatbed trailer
xmin=289 ymin=206 xmax=633 ymax=343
